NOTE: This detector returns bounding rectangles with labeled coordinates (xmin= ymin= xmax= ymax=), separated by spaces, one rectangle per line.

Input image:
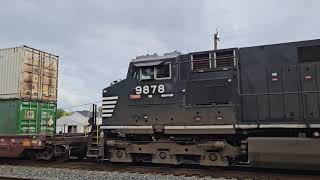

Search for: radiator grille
xmin=192 ymin=53 xmax=210 ymax=71
xmin=215 ymin=50 xmax=235 ymax=68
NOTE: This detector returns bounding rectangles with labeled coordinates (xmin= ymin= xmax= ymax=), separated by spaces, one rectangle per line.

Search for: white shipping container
xmin=0 ymin=45 xmax=59 ymax=102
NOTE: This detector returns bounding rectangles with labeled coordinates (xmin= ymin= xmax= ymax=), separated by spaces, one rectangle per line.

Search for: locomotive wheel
xmin=159 ymin=152 xmax=167 ymax=159
xmin=209 ymin=153 xmax=218 ymax=161
xmin=116 ymin=150 xmax=123 ymax=158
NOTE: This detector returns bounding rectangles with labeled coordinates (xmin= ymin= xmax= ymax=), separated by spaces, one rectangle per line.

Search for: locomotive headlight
xmin=103 ymin=90 xmax=107 ymax=93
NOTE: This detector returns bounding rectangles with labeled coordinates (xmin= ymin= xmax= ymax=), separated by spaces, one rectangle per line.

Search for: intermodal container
xmin=0 ymin=100 xmax=56 ymax=135
xmin=0 ymin=45 xmax=58 ymax=102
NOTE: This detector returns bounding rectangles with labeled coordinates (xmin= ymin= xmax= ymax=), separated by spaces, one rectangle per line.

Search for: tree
xmin=57 ymin=109 xmax=69 ymax=118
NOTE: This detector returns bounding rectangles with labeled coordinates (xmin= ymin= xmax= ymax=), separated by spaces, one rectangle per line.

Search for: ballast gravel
xmin=0 ymin=165 xmax=235 ymax=180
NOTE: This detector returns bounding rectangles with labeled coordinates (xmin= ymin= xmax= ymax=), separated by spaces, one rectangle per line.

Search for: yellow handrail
xmin=96 ymin=125 xmax=99 ymax=144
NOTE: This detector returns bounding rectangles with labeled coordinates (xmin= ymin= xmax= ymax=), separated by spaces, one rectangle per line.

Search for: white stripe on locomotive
xmin=102 ymin=100 xmax=117 ymax=105
xmin=102 ymin=96 xmax=119 ymax=100
xmin=101 ymin=96 xmax=118 ymax=118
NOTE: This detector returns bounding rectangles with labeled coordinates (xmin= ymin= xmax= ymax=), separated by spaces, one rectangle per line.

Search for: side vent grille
xmin=191 ymin=53 xmax=210 ymax=71
xmin=215 ymin=50 xmax=235 ymax=68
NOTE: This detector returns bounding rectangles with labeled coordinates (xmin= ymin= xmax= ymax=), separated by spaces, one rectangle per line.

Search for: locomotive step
xmin=89 ymin=148 xmax=99 ymax=151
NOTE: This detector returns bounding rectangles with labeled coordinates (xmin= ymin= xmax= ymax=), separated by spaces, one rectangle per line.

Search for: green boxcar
xmin=0 ymin=100 xmax=56 ymax=135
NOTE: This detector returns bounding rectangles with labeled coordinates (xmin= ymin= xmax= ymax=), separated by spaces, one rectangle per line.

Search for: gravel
xmin=0 ymin=165 xmax=235 ymax=180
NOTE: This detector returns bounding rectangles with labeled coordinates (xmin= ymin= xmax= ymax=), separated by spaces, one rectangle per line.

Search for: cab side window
xmin=156 ymin=63 xmax=171 ymax=79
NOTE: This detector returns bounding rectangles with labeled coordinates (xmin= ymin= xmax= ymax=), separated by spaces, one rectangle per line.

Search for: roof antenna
xmin=214 ymin=29 xmax=220 ymax=50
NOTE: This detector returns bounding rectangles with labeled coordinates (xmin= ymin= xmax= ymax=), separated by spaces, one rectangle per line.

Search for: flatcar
xmin=94 ymin=39 xmax=320 ymax=170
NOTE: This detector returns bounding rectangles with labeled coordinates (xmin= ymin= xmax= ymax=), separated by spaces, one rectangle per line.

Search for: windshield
xmin=140 ymin=66 xmax=154 ymax=80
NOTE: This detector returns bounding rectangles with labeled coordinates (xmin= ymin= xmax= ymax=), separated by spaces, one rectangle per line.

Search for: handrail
xmin=96 ymin=125 xmax=99 ymax=144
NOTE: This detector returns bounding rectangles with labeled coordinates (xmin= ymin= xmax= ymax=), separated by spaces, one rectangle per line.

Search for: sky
xmin=0 ymin=0 xmax=319 ymax=110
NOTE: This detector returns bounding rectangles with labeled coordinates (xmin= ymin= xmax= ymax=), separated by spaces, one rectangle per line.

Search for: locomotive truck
xmin=93 ymin=39 xmax=320 ymax=170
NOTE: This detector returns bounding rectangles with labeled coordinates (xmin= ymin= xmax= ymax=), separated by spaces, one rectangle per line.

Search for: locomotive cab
xmin=101 ymin=49 xmax=239 ymax=135
xmin=127 ymin=52 xmax=178 ymax=105
xmin=101 ymin=51 xmax=184 ymax=134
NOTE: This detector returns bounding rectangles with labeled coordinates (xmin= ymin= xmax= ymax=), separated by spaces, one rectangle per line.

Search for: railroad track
xmin=0 ymin=159 xmax=319 ymax=180
xmin=0 ymin=177 xmax=35 ymax=180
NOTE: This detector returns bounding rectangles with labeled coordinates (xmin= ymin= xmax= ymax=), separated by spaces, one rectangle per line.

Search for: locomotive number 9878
xmin=135 ymin=84 xmax=165 ymax=95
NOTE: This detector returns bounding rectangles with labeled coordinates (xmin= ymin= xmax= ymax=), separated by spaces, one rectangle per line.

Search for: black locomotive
xmin=95 ymin=39 xmax=320 ymax=170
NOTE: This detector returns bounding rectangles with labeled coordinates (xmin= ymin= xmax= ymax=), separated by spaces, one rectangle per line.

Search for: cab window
xmin=138 ymin=63 xmax=171 ymax=81
xmin=132 ymin=67 xmax=140 ymax=80
xmin=156 ymin=63 xmax=171 ymax=79
xmin=140 ymin=66 xmax=154 ymax=80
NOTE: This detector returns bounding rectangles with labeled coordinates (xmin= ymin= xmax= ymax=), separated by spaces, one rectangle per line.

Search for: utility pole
xmin=214 ymin=30 xmax=220 ymax=50
xmin=92 ymin=104 xmax=97 ymax=125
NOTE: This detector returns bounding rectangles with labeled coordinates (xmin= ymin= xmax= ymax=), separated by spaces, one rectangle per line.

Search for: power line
xmin=59 ymin=101 xmax=102 ymax=110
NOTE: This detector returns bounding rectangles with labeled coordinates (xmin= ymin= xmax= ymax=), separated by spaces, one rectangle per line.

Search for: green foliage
xmin=57 ymin=109 xmax=69 ymax=118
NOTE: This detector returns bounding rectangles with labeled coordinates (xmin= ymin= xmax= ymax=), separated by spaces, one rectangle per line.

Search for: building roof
xmin=74 ymin=110 xmax=92 ymax=117
xmin=69 ymin=110 xmax=102 ymax=118
xmin=56 ymin=112 xmax=89 ymax=126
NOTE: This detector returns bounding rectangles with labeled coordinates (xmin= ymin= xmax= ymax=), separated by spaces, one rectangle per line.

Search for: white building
xmin=56 ymin=110 xmax=102 ymax=134
xmin=56 ymin=112 xmax=89 ymax=134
